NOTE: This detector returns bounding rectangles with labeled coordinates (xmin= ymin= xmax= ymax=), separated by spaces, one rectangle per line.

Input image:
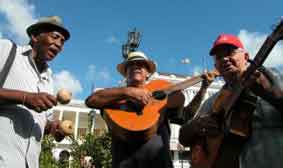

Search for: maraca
xmin=60 ymin=120 xmax=74 ymax=135
xmin=54 ymin=120 xmax=74 ymax=142
xmin=56 ymin=88 xmax=72 ymax=104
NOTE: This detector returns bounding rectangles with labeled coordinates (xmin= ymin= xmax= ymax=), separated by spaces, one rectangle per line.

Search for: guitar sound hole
xmin=152 ymin=90 xmax=167 ymax=100
xmin=125 ymin=101 xmax=143 ymax=115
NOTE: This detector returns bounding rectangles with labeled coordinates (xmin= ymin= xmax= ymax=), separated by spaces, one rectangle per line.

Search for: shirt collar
xmin=22 ymin=44 xmax=49 ymax=72
xmin=22 ymin=44 xmax=32 ymax=56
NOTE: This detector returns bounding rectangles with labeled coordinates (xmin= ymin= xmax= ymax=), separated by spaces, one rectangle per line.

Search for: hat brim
xmin=209 ymin=43 xmax=238 ymax=56
xmin=27 ymin=23 xmax=70 ymax=40
xmin=117 ymin=59 xmax=156 ymax=77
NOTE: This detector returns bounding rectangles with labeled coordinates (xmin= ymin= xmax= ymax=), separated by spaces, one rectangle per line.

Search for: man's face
xmin=212 ymin=45 xmax=249 ymax=83
xmin=125 ymin=60 xmax=150 ymax=84
xmin=32 ymin=31 xmax=65 ymax=62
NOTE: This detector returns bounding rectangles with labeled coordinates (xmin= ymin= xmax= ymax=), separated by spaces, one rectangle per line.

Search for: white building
xmin=51 ymin=71 xmax=223 ymax=168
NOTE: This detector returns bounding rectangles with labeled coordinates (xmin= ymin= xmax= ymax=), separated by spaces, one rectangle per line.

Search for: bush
xmin=70 ymin=132 xmax=112 ymax=168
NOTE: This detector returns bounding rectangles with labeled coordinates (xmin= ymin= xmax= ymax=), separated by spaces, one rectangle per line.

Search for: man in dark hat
xmin=179 ymin=34 xmax=283 ymax=168
xmin=85 ymin=51 xmax=215 ymax=168
xmin=0 ymin=16 xmax=70 ymax=168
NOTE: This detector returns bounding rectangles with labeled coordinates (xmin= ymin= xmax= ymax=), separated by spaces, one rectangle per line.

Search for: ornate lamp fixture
xmin=122 ymin=28 xmax=141 ymax=59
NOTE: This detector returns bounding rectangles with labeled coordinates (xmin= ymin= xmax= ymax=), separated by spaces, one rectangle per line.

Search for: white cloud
xmin=86 ymin=64 xmax=111 ymax=88
xmin=238 ymin=29 xmax=283 ymax=67
xmin=53 ymin=70 xmax=83 ymax=97
xmin=0 ymin=32 xmax=2 ymax=38
xmin=105 ymin=36 xmax=119 ymax=44
xmin=0 ymin=0 xmax=36 ymax=43
xmin=98 ymin=68 xmax=111 ymax=81
xmin=86 ymin=64 xmax=96 ymax=82
xmin=86 ymin=64 xmax=111 ymax=82
xmin=192 ymin=66 xmax=202 ymax=76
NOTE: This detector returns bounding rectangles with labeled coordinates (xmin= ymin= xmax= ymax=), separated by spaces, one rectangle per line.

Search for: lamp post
xmin=88 ymin=110 xmax=95 ymax=133
xmin=122 ymin=28 xmax=141 ymax=59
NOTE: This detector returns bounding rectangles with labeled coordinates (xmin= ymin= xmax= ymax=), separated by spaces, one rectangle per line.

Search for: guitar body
xmin=104 ymin=79 xmax=172 ymax=141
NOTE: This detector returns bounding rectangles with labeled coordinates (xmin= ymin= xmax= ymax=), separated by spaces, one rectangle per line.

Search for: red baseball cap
xmin=209 ymin=34 xmax=244 ymax=56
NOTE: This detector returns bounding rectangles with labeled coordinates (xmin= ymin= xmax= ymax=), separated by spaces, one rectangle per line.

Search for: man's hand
xmin=126 ymin=87 xmax=152 ymax=106
xmin=241 ymin=70 xmax=262 ymax=88
xmin=46 ymin=120 xmax=66 ymax=142
xmin=24 ymin=92 xmax=57 ymax=112
xmin=201 ymin=70 xmax=219 ymax=88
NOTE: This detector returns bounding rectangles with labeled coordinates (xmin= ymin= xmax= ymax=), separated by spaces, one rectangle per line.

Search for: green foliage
xmin=39 ymin=112 xmax=112 ymax=168
xmin=39 ymin=135 xmax=59 ymax=168
xmin=40 ymin=135 xmax=70 ymax=168
xmin=70 ymin=132 xmax=112 ymax=168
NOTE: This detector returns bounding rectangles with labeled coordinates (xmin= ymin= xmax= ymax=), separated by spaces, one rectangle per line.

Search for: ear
xmin=31 ymin=34 xmax=39 ymax=44
xmin=146 ymin=73 xmax=151 ymax=79
xmin=244 ymin=52 xmax=249 ymax=61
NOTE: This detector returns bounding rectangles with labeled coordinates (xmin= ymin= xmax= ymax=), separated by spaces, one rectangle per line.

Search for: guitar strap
xmin=0 ymin=41 xmax=17 ymax=87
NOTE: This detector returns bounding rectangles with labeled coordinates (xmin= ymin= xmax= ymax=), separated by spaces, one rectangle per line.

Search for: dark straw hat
xmin=26 ymin=16 xmax=70 ymax=40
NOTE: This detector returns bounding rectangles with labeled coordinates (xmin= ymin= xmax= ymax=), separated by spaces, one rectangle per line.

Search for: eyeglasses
xmin=126 ymin=60 xmax=147 ymax=67
xmin=213 ymin=47 xmax=245 ymax=60
xmin=125 ymin=60 xmax=150 ymax=72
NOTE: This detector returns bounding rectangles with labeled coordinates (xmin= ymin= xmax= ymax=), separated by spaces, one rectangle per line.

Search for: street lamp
xmin=122 ymin=28 xmax=141 ymax=59
xmin=122 ymin=44 xmax=131 ymax=59
xmin=127 ymin=28 xmax=141 ymax=49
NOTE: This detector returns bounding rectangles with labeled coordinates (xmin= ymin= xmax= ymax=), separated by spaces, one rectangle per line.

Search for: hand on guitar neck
xmin=201 ymin=69 xmax=220 ymax=88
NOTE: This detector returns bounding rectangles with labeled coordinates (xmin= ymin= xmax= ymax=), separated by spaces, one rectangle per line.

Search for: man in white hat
xmin=86 ymin=51 xmax=214 ymax=168
xmin=0 ymin=16 xmax=70 ymax=168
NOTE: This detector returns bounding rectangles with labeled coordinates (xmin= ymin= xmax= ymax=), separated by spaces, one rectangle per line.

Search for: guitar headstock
xmin=271 ymin=17 xmax=283 ymax=41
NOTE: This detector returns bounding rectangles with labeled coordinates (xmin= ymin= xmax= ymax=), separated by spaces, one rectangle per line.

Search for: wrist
xmin=124 ymin=87 xmax=132 ymax=97
xmin=44 ymin=122 xmax=52 ymax=135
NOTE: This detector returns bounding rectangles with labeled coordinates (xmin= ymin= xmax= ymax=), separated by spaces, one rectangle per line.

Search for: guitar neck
xmin=165 ymin=75 xmax=203 ymax=95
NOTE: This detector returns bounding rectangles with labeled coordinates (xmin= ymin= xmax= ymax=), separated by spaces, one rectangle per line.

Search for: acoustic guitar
xmin=103 ymin=69 xmax=218 ymax=141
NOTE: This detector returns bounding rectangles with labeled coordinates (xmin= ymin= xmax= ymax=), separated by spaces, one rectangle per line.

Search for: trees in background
xmin=39 ymin=132 xmax=112 ymax=168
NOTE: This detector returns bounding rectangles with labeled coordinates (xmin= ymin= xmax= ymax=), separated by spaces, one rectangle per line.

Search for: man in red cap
xmin=179 ymin=34 xmax=283 ymax=168
xmin=0 ymin=16 xmax=70 ymax=168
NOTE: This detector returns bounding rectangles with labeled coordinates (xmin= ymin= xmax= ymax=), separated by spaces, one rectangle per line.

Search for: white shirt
xmin=0 ymin=39 xmax=54 ymax=168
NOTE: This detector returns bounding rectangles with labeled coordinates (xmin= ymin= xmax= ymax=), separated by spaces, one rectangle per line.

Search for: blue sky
xmin=0 ymin=0 xmax=283 ymax=99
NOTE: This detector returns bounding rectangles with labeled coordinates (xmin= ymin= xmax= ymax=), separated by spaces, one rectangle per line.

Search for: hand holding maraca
xmin=46 ymin=119 xmax=74 ymax=142
xmin=23 ymin=88 xmax=72 ymax=112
